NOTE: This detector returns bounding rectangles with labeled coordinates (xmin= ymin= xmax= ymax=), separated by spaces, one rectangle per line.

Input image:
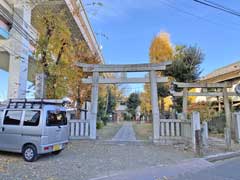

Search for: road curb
xmin=204 ymin=151 xmax=240 ymax=162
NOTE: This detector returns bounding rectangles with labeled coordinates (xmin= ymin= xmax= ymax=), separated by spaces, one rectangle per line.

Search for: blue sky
xmin=84 ymin=0 xmax=240 ymax=93
xmin=86 ymin=0 xmax=240 ymax=70
xmin=1 ymin=0 xmax=240 ymax=99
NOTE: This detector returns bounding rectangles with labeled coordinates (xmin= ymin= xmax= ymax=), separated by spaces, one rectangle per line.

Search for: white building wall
xmin=0 ymin=2 xmax=34 ymax=99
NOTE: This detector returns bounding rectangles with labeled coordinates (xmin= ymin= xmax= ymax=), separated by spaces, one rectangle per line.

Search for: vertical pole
xmin=235 ymin=113 xmax=240 ymax=143
xmin=192 ymin=111 xmax=201 ymax=154
xmin=8 ymin=54 xmax=28 ymax=98
xmin=223 ymin=87 xmax=231 ymax=149
xmin=201 ymin=121 xmax=208 ymax=147
xmin=35 ymin=73 xmax=46 ymax=98
xmin=8 ymin=3 xmax=33 ymax=99
xmin=84 ymin=102 xmax=87 ymax=120
xmin=182 ymin=87 xmax=188 ymax=120
xmin=90 ymin=72 xmax=99 ymax=139
xmin=150 ymin=70 xmax=160 ymax=141
xmin=217 ymin=96 xmax=221 ymax=115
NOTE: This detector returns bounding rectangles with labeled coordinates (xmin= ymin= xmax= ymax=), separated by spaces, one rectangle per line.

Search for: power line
xmin=159 ymin=0 xmax=240 ymax=32
xmin=0 ymin=5 xmax=38 ymax=59
xmin=0 ymin=5 xmax=37 ymax=44
xmin=12 ymin=5 xmax=38 ymax=36
xmin=0 ymin=21 xmax=35 ymax=55
xmin=0 ymin=9 xmax=34 ymax=43
xmin=178 ymin=0 xmax=240 ymax=27
xmin=193 ymin=0 xmax=240 ymax=17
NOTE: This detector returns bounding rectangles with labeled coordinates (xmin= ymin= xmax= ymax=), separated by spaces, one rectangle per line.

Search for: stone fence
xmin=158 ymin=119 xmax=192 ymax=145
xmin=158 ymin=112 xmax=209 ymax=153
xmin=69 ymin=120 xmax=90 ymax=139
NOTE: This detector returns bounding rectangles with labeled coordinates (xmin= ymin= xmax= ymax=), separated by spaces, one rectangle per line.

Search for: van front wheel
xmin=22 ymin=145 xmax=38 ymax=162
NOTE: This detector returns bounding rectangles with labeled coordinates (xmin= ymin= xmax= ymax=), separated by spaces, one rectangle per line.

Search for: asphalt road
xmin=91 ymin=157 xmax=240 ymax=180
xmin=174 ymin=157 xmax=240 ymax=180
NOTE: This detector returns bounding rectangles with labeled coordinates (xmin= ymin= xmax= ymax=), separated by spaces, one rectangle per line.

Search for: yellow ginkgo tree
xmin=33 ymin=9 xmax=100 ymax=109
xmin=148 ymin=32 xmax=174 ymax=112
xmin=149 ymin=32 xmax=173 ymax=63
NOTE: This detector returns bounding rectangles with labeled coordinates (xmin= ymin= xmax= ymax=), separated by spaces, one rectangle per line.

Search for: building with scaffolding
xmin=0 ymin=0 xmax=103 ymax=99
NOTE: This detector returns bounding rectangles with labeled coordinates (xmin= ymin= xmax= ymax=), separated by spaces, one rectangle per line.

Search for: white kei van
xmin=0 ymin=99 xmax=69 ymax=162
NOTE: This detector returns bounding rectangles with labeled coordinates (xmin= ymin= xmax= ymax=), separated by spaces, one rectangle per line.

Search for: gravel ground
xmin=203 ymin=136 xmax=240 ymax=156
xmin=0 ymin=141 xmax=194 ymax=180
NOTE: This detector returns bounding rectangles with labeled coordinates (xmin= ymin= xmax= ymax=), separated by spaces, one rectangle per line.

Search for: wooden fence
xmin=69 ymin=120 xmax=90 ymax=139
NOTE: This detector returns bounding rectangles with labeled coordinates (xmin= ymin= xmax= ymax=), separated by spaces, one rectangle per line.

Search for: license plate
xmin=53 ymin=144 xmax=61 ymax=151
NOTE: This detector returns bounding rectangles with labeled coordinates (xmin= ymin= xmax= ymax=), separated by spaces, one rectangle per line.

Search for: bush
xmin=124 ymin=114 xmax=131 ymax=121
xmin=102 ymin=116 xmax=108 ymax=126
xmin=218 ymin=128 xmax=224 ymax=134
xmin=96 ymin=121 xmax=104 ymax=129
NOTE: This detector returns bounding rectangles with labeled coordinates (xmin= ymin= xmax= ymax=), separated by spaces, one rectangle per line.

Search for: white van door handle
xmin=1 ymin=127 xmax=5 ymax=132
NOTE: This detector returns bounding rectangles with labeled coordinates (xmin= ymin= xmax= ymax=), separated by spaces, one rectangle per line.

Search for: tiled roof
xmin=201 ymin=61 xmax=240 ymax=80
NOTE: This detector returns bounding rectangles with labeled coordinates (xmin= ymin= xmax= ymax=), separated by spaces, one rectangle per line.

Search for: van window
xmin=24 ymin=110 xmax=40 ymax=126
xmin=46 ymin=111 xmax=67 ymax=126
xmin=4 ymin=110 xmax=22 ymax=125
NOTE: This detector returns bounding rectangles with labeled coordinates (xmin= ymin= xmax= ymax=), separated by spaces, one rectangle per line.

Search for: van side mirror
xmin=235 ymin=84 xmax=240 ymax=95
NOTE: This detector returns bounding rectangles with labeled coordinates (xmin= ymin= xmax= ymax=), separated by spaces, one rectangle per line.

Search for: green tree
xmin=106 ymin=88 xmax=117 ymax=114
xmin=126 ymin=93 xmax=141 ymax=119
xmin=97 ymin=85 xmax=120 ymax=121
xmin=97 ymin=95 xmax=107 ymax=120
xmin=166 ymin=45 xmax=204 ymax=112
xmin=166 ymin=45 xmax=204 ymax=82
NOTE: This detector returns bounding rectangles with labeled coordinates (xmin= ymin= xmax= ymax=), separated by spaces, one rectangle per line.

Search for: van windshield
xmin=46 ymin=111 xmax=67 ymax=126
xmin=0 ymin=110 xmax=3 ymax=118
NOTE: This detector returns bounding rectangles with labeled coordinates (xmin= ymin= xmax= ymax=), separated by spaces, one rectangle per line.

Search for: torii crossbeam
xmin=77 ymin=62 xmax=171 ymax=141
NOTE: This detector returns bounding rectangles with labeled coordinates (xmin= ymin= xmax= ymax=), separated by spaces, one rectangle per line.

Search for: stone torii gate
xmin=172 ymin=82 xmax=237 ymax=149
xmin=78 ymin=62 xmax=171 ymax=141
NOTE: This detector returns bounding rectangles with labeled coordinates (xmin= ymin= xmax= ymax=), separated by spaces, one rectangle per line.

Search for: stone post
xmin=235 ymin=113 xmax=240 ymax=143
xmin=35 ymin=73 xmax=46 ymax=98
xmin=223 ymin=87 xmax=232 ymax=149
xmin=201 ymin=121 xmax=208 ymax=147
xmin=150 ymin=70 xmax=160 ymax=141
xmin=182 ymin=87 xmax=188 ymax=120
xmin=90 ymin=72 xmax=99 ymax=139
xmin=191 ymin=112 xmax=201 ymax=154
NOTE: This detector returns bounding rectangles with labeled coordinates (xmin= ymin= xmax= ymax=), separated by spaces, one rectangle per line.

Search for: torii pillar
xmin=150 ymin=70 xmax=160 ymax=141
xmin=90 ymin=72 xmax=99 ymax=139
